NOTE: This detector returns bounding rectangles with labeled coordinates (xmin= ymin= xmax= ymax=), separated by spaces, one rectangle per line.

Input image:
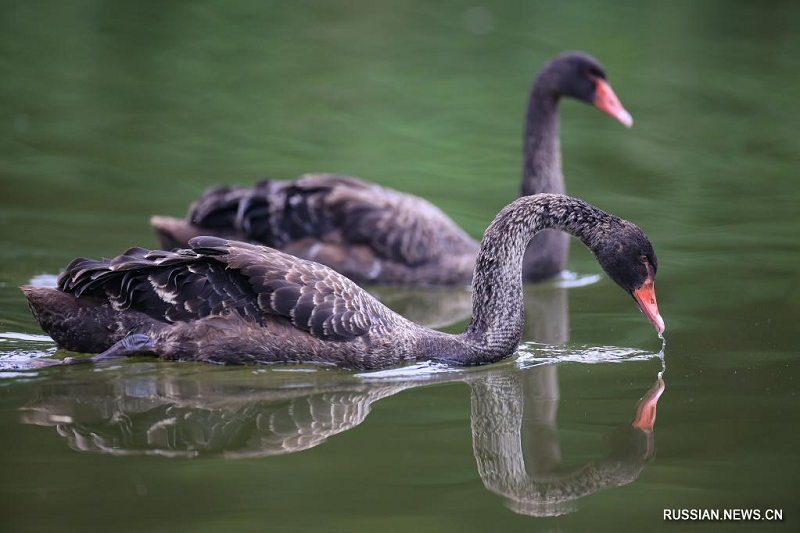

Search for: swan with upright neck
xmin=23 ymin=194 xmax=663 ymax=369
xmin=521 ymin=51 xmax=632 ymax=281
xmin=151 ymin=52 xmax=632 ymax=286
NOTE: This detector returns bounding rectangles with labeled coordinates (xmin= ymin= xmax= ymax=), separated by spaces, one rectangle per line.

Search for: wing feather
xmin=186 ymin=174 xmax=476 ymax=268
xmin=191 ymin=237 xmax=389 ymax=340
xmin=57 ymin=237 xmax=391 ymax=341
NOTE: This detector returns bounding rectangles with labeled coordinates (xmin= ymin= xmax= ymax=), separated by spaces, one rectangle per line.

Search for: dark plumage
xmin=153 ymin=175 xmax=479 ymax=286
xmin=151 ymin=52 xmax=632 ymax=285
xmin=24 ymin=194 xmax=664 ymax=369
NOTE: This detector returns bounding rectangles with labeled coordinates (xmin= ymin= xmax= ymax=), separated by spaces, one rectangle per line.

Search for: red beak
xmin=632 ymin=278 xmax=665 ymax=334
xmin=593 ymin=78 xmax=633 ymax=128
xmin=632 ymin=378 xmax=665 ymax=431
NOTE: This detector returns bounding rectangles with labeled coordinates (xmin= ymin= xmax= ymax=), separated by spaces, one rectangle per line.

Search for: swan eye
xmin=586 ymin=67 xmax=604 ymax=80
xmin=640 ymin=256 xmax=648 ymax=264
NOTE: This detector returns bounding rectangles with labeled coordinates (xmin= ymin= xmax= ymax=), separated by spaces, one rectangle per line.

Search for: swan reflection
xmin=469 ymin=370 xmax=663 ymax=517
xmin=20 ymin=363 xmax=663 ymax=515
xmin=20 ymin=369 xmax=411 ymax=459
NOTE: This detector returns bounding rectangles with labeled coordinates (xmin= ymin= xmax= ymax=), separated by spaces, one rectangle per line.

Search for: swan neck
xmin=521 ymin=78 xmax=563 ymax=197
xmin=462 ymin=195 xmax=607 ymax=360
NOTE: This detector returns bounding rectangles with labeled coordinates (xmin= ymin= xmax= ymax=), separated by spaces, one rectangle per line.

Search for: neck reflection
xmin=468 ymin=369 xmax=664 ymax=517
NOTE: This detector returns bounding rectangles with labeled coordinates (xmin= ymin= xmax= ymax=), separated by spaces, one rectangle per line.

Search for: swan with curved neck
xmin=150 ymin=52 xmax=632 ymax=286
xmin=23 ymin=194 xmax=663 ymax=369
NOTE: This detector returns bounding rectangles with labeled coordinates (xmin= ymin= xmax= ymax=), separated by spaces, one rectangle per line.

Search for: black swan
xmin=23 ymin=194 xmax=663 ymax=369
xmin=151 ymin=52 xmax=632 ymax=285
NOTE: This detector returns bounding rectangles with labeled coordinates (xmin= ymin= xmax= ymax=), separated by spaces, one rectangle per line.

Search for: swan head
xmin=541 ymin=51 xmax=633 ymax=128
xmin=594 ymin=222 xmax=665 ymax=334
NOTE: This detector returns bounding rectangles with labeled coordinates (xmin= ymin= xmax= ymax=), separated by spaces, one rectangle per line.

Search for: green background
xmin=1 ymin=1 xmax=798 ymax=531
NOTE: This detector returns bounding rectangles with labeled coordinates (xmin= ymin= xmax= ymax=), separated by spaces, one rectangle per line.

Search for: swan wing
xmin=191 ymin=236 xmax=387 ymax=340
xmin=186 ymin=174 xmax=475 ymax=267
xmin=287 ymin=174 xmax=474 ymax=266
xmin=57 ymin=246 xmax=262 ymax=324
xmin=57 ymin=238 xmax=388 ymax=341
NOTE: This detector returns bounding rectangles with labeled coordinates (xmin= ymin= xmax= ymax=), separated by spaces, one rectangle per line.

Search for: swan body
xmin=153 ymin=175 xmax=479 ymax=286
xmin=151 ymin=52 xmax=632 ymax=285
xmin=24 ymin=194 xmax=663 ymax=369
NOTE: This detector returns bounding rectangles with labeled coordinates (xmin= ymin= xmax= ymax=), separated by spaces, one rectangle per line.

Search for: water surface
xmin=1 ymin=1 xmax=799 ymax=531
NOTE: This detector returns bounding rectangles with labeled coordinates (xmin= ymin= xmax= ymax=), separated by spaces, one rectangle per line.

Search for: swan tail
xmin=21 ymin=285 xmax=122 ymax=353
xmin=150 ymin=215 xmax=208 ymax=250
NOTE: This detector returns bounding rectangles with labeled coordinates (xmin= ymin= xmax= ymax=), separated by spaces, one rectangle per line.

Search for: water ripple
xmin=28 ymin=274 xmax=58 ymax=288
xmin=0 ymin=329 xmax=665 ymax=380
xmin=357 ymin=341 xmax=664 ymax=383
xmin=0 ymin=332 xmax=56 ymax=373
xmin=515 ymin=341 xmax=665 ymax=370
xmin=552 ymin=270 xmax=602 ymax=289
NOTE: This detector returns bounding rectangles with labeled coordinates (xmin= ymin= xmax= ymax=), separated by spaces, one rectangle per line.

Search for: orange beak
xmin=593 ymin=78 xmax=633 ymax=128
xmin=632 ymin=278 xmax=665 ymax=334
xmin=632 ymin=378 xmax=665 ymax=431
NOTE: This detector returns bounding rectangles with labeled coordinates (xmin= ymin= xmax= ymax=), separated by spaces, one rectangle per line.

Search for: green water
xmin=1 ymin=1 xmax=799 ymax=531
